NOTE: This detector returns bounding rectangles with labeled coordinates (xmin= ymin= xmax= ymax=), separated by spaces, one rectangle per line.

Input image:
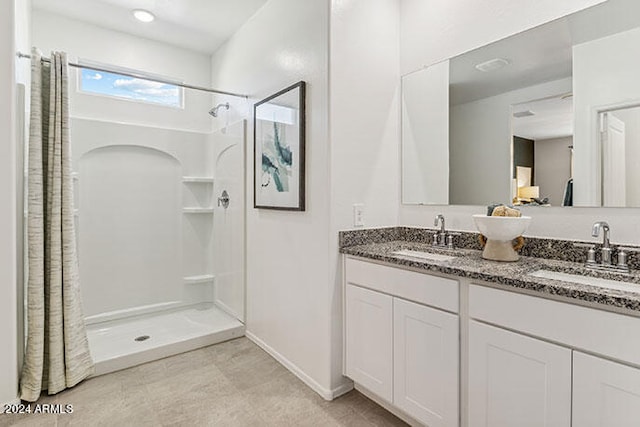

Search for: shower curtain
xmin=20 ymin=49 xmax=94 ymax=402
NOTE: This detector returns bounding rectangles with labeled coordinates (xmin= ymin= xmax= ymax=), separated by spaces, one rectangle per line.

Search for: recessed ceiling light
xmin=513 ymin=110 xmax=535 ymax=118
xmin=475 ymin=58 xmax=510 ymax=72
xmin=132 ymin=9 xmax=155 ymax=23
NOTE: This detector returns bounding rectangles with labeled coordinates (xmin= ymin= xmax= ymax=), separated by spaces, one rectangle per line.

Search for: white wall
xmin=329 ymin=0 xmax=401 ymax=392
xmin=402 ymin=61 xmax=449 ymax=205
xmin=210 ymin=0 xmax=336 ymax=397
xmin=449 ymin=78 xmax=572 ymax=205
xmin=400 ymin=0 xmax=606 ymax=75
xmin=534 ymin=136 xmax=572 ymax=206
xmin=1 ymin=0 xmax=19 ymax=406
xmin=32 ymin=9 xmax=212 ymax=133
xmin=398 ymin=0 xmax=640 ymax=246
xmin=573 ymin=27 xmax=640 ymax=206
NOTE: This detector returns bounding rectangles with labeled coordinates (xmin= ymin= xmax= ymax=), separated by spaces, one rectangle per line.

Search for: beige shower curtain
xmin=20 ymin=49 xmax=94 ymax=402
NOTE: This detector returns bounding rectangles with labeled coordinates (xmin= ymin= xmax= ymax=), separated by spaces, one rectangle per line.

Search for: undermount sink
xmin=528 ymin=269 xmax=639 ymax=293
xmin=391 ymin=249 xmax=457 ymax=263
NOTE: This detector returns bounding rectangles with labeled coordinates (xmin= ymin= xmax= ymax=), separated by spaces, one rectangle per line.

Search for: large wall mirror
xmin=401 ymin=0 xmax=640 ymax=207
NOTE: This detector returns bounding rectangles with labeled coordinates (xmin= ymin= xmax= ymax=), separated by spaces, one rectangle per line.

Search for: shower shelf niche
xmin=183 ymin=274 xmax=215 ymax=285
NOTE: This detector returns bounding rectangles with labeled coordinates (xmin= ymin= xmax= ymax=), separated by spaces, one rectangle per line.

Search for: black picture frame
xmin=253 ymin=81 xmax=306 ymax=211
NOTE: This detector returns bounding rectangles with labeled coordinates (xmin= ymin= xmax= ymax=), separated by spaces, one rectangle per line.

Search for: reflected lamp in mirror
xmin=518 ymin=186 xmax=539 ymax=202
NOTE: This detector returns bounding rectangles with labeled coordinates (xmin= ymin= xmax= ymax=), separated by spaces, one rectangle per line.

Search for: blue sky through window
xmin=80 ymin=68 xmax=182 ymax=107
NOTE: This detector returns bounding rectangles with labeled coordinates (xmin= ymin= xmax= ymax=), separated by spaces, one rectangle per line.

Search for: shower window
xmin=79 ymin=66 xmax=183 ymax=108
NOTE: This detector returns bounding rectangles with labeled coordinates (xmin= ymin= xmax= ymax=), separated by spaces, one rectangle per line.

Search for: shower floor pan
xmin=86 ymin=303 xmax=244 ymax=376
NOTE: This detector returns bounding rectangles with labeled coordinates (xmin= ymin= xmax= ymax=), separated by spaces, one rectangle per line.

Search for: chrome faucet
xmin=433 ymin=214 xmax=446 ymax=246
xmin=592 ymin=221 xmax=611 ymax=265
xmin=584 ymin=221 xmax=629 ymax=273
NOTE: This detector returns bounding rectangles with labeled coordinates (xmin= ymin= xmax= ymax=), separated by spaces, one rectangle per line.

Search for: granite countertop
xmin=341 ymin=240 xmax=640 ymax=314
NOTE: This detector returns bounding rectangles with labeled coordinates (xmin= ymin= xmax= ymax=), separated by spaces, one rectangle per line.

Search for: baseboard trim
xmin=245 ymin=330 xmax=353 ymax=401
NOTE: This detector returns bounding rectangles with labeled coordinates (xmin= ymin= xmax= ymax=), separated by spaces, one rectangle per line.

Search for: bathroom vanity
xmin=341 ymin=228 xmax=640 ymax=427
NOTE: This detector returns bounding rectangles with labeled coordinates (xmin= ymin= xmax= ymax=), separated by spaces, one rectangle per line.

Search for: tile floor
xmin=1 ymin=337 xmax=408 ymax=427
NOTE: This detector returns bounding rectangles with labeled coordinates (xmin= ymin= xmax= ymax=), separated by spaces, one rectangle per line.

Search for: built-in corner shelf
xmin=183 ymin=274 xmax=215 ymax=285
xmin=183 ymin=207 xmax=214 ymax=214
xmin=182 ymin=176 xmax=214 ymax=183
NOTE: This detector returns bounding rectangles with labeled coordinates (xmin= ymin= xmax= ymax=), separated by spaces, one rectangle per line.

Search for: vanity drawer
xmin=345 ymin=257 xmax=459 ymax=313
xmin=469 ymin=284 xmax=640 ymax=368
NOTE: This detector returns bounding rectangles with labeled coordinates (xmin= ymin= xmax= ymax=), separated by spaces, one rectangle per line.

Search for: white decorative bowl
xmin=472 ymin=214 xmax=532 ymax=261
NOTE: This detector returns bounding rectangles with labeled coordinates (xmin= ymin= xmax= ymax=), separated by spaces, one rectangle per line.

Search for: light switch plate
xmin=353 ymin=204 xmax=364 ymax=227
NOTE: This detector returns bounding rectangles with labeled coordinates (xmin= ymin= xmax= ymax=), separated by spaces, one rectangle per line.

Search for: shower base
xmin=86 ymin=303 xmax=244 ymax=376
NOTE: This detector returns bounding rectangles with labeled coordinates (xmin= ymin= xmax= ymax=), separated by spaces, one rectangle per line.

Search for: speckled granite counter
xmin=340 ymin=231 xmax=640 ymax=315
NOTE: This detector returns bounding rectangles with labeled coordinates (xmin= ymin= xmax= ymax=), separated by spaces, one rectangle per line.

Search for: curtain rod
xmin=16 ymin=52 xmax=248 ymax=99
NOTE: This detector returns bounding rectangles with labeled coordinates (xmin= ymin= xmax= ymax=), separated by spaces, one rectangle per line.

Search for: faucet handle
xmin=445 ymin=232 xmax=461 ymax=249
xmin=617 ymin=248 xmax=629 ymax=269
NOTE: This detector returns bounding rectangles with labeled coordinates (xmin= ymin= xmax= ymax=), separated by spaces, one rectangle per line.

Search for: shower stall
xmin=76 ymin=118 xmax=246 ymax=375
xmin=22 ymin=52 xmax=247 ymax=375
xmin=17 ymin=2 xmax=253 ymax=377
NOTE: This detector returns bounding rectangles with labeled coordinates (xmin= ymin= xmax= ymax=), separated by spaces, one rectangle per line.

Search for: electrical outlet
xmin=353 ymin=204 xmax=364 ymax=227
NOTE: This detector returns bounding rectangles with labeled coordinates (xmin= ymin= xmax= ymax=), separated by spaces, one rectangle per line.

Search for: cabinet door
xmin=345 ymin=284 xmax=393 ymax=401
xmin=573 ymin=351 xmax=640 ymax=427
xmin=394 ymin=298 xmax=459 ymax=427
xmin=468 ymin=321 xmax=571 ymax=427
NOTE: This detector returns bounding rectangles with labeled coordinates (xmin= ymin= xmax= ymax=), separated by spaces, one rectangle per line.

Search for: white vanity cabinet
xmin=345 ymin=284 xmax=393 ymax=401
xmin=344 ymin=257 xmax=460 ymax=427
xmin=469 ymin=284 xmax=640 ymax=427
xmin=394 ymin=298 xmax=459 ymax=427
xmin=468 ymin=321 xmax=571 ymax=427
xmin=573 ymin=351 xmax=640 ymax=427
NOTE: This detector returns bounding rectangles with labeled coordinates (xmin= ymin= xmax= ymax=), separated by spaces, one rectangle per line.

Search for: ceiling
xmin=511 ymin=95 xmax=573 ymax=141
xmin=32 ymin=0 xmax=269 ymax=54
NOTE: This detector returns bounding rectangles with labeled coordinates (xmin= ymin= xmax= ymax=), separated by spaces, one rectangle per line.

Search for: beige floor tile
xmin=221 ymin=354 xmax=289 ymax=391
xmin=333 ymin=411 xmax=379 ymax=427
xmin=0 ymin=411 xmax=58 ymax=427
xmin=6 ymin=338 xmax=406 ymax=427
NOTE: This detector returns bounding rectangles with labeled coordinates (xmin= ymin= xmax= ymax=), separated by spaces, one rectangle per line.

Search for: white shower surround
xmin=71 ymin=117 xmax=246 ymax=372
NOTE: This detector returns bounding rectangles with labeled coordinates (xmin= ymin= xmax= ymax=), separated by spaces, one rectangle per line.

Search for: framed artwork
xmin=254 ymin=81 xmax=306 ymax=210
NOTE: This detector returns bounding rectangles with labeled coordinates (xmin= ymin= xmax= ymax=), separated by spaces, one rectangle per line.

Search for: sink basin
xmin=391 ymin=250 xmax=457 ymax=263
xmin=528 ymin=269 xmax=639 ymax=293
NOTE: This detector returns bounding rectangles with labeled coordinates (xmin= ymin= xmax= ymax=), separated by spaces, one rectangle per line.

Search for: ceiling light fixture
xmin=513 ymin=110 xmax=535 ymax=118
xmin=475 ymin=58 xmax=510 ymax=72
xmin=132 ymin=9 xmax=155 ymax=23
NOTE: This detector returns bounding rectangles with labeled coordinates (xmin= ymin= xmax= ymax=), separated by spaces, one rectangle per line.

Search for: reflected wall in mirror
xmin=401 ymin=0 xmax=640 ymax=207
xmin=402 ymin=61 xmax=449 ymax=204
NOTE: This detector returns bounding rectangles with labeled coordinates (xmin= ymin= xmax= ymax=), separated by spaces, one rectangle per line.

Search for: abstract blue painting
xmin=254 ymin=81 xmax=306 ymax=210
